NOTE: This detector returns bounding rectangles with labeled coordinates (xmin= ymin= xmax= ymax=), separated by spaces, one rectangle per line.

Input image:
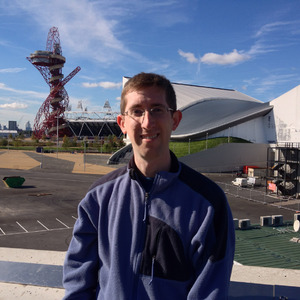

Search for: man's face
xmin=117 ymin=86 xmax=182 ymax=162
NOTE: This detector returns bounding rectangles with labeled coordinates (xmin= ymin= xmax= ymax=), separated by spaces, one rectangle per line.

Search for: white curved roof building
xmin=171 ymin=83 xmax=273 ymax=143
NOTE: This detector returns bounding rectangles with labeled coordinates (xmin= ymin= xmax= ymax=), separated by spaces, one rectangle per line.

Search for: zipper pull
xmin=149 ymin=256 xmax=155 ymax=285
xmin=143 ymin=192 xmax=149 ymax=222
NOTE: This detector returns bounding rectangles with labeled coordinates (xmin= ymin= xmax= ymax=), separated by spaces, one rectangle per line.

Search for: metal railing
xmin=216 ymin=181 xmax=300 ymax=213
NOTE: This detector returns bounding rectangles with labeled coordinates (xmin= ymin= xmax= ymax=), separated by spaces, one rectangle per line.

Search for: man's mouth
xmin=141 ymin=134 xmax=158 ymax=139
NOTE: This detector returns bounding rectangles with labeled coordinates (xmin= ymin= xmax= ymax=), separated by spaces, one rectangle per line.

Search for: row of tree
xmin=62 ymin=135 xmax=125 ymax=152
xmin=0 ymin=134 xmax=126 ymax=153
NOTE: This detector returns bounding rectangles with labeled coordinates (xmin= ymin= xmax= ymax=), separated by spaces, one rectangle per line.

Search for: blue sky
xmin=0 ymin=0 xmax=300 ymax=130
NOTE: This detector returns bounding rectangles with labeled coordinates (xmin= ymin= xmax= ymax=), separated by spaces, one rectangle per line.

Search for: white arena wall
xmin=267 ymin=85 xmax=300 ymax=143
xmin=179 ymin=143 xmax=269 ymax=173
xmin=208 ymin=117 xmax=268 ymax=144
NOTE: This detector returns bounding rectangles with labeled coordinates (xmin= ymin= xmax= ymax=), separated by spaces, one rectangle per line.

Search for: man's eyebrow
xmin=151 ymin=104 xmax=165 ymax=107
xmin=128 ymin=103 xmax=165 ymax=109
xmin=128 ymin=104 xmax=143 ymax=109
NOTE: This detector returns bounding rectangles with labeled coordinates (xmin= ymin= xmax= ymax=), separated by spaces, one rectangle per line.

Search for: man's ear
xmin=172 ymin=110 xmax=182 ymax=131
xmin=117 ymin=115 xmax=127 ymax=134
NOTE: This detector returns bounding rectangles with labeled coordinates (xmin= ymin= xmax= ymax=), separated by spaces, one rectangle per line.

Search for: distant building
xmin=0 ymin=130 xmax=18 ymax=138
xmin=25 ymin=121 xmax=32 ymax=131
xmin=8 ymin=121 xmax=18 ymax=131
xmin=120 ymin=77 xmax=300 ymax=145
xmin=65 ymin=100 xmax=122 ymax=138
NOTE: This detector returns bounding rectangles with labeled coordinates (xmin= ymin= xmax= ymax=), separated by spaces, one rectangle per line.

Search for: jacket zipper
xmin=133 ymin=190 xmax=151 ymax=299
xmin=149 ymin=256 xmax=155 ymax=285
xmin=143 ymin=192 xmax=149 ymax=222
xmin=149 ymin=227 xmax=162 ymax=285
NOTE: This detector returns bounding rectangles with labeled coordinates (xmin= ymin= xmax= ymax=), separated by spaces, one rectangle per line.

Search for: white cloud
xmin=241 ymin=73 xmax=299 ymax=97
xmin=0 ymin=82 xmax=47 ymax=99
xmin=200 ymin=49 xmax=250 ymax=65
xmin=178 ymin=49 xmax=250 ymax=66
xmin=250 ymin=20 xmax=300 ymax=56
xmin=1 ymin=0 xmax=186 ymax=71
xmin=0 ymin=68 xmax=26 ymax=73
xmin=255 ymin=22 xmax=285 ymax=38
xmin=82 ymin=81 xmax=122 ymax=89
xmin=247 ymin=42 xmax=274 ymax=56
xmin=178 ymin=50 xmax=199 ymax=64
xmin=254 ymin=74 xmax=297 ymax=94
xmin=179 ymin=20 xmax=300 ymax=69
xmin=0 ymin=102 xmax=28 ymax=109
xmin=254 ymin=21 xmax=299 ymax=38
xmin=7 ymin=0 xmax=140 ymax=65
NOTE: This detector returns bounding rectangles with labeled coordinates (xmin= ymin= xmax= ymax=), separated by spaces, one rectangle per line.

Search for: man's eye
xmin=131 ymin=109 xmax=144 ymax=116
xmin=151 ymin=107 xmax=164 ymax=114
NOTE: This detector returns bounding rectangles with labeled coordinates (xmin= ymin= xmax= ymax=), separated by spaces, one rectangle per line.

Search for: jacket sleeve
xmin=188 ymin=199 xmax=235 ymax=300
xmin=63 ymin=197 xmax=100 ymax=299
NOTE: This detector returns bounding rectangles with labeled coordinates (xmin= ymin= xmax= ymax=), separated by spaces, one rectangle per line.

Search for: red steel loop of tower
xmin=46 ymin=27 xmax=61 ymax=53
xmin=27 ymin=27 xmax=80 ymax=139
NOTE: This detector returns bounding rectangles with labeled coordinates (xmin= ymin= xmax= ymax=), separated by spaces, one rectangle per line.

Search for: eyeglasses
xmin=123 ymin=105 xmax=174 ymax=121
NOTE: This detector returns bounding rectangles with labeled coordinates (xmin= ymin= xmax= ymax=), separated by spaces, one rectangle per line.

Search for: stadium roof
xmin=171 ymin=83 xmax=262 ymax=110
xmin=169 ymin=82 xmax=273 ymax=141
xmin=172 ymin=98 xmax=272 ymax=140
xmin=123 ymin=76 xmax=261 ymax=107
xmin=65 ymin=101 xmax=122 ymax=138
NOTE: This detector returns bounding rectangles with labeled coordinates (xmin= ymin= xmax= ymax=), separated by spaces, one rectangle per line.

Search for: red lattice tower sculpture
xmin=27 ymin=27 xmax=80 ymax=139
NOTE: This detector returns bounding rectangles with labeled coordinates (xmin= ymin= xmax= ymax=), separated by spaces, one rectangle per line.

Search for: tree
xmin=118 ymin=136 xmax=125 ymax=148
xmin=72 ymin=136 xmax=78 ymax=147
xmin=31 ymin=134 xmax=39 ymax=145
xmin=17 ymin=132 xmax=25 ymax=141
xmin=0 ymin=138 xmax=8 ymax=146
xmin=62 ymin=135 xmax=71 ymax=148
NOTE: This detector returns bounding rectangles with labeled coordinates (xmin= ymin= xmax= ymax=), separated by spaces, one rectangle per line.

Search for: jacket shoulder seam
xmin=88 ymin=165 xmax=128 ymax=191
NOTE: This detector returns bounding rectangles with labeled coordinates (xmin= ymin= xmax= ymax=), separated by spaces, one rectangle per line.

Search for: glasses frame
xmin=123 ymin=105 xmax=174 ymax=122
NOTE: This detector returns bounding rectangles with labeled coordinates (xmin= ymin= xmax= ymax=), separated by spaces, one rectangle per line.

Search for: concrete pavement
xmin=1 ymin=247 xmax=300 ymax=300
xmin=1 ymin=150 xmax=300 ymax=299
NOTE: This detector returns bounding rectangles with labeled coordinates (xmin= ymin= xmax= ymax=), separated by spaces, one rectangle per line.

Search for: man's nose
xmin=141 ymin=110 xmax=155 ymax=126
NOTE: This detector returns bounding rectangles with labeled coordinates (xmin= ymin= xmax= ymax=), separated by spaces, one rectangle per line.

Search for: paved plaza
xmin=0 ymin=149 xmax=298 ymax=251
xmin=0 ymin=150 xmax=299 ymax=299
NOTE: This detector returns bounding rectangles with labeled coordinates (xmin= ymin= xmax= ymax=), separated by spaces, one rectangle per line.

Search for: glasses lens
xmin=126 ymin=106 xmax=172 ymax=121
xmin=129 ymin=108 xmax=144 ymax=118
xmin=151 ymin=106 xmax=165 ymax=117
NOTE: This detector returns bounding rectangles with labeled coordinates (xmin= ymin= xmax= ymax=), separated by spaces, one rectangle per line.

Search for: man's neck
xmin=134 ymin=152 xmax=171 ymax=178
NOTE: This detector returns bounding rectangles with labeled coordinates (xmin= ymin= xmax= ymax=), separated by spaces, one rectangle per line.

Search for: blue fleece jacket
xmin=63 ymin=153 xmax=235 ymax=299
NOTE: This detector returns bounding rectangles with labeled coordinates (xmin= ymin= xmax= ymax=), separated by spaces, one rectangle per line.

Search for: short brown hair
xmin=120 ymin=72 xmax=177 ymax=114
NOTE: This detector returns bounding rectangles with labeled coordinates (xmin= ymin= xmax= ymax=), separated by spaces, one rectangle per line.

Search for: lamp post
xmin=83 ymin=137 xmax=86 ymax=172
xmin=228 ymin=127 xmax=230 ymax=143
xmin=40 ymin=146 xmax=43 ymax=168
xmin=56 ymin=112 xmax=59 ymax=158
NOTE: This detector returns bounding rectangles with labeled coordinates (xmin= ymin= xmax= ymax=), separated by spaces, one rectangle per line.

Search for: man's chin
xmin=136 ymin=147 xmax=160 ymax=160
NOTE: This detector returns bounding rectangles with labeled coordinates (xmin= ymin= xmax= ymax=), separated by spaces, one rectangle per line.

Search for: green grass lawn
xmin=170 ymin=137 xmax=250 ymax=158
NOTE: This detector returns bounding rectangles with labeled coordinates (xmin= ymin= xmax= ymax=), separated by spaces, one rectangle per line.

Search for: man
xmin=63 ymin=72 xmax=235 ymax=299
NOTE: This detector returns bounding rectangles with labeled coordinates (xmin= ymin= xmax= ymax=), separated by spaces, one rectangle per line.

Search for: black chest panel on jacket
xmin=140 ymin=216 xmax=192 ymax=282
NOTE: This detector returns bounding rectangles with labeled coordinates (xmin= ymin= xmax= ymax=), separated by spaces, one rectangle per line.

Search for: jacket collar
xmin=128 ymin=151 xmax=181 ymax=188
